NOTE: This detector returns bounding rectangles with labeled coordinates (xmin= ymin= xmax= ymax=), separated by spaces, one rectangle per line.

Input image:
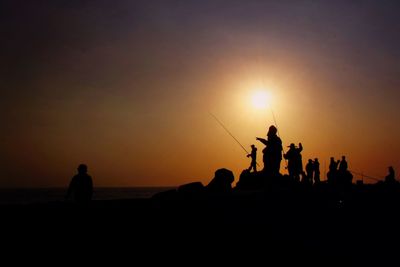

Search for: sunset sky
xmin=1 ymin=0 xmax=400 ymax=187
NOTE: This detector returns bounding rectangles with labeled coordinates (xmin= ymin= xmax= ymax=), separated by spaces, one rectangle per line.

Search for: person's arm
xmin=256 ymin=137 xmax=268 ymax=145
xmin=298 ymin=143 xmax=303 ymax=152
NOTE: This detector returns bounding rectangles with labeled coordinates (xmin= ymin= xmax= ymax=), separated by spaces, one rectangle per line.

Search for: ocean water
xmin=0 ymin=187 xmax=175 ymax=205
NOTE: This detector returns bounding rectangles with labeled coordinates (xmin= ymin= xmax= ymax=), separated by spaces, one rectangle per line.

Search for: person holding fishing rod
xmin=256 ymin=125 xmax=283 ymax=176
xmin=209 ymin=112 xmax=261 ymax=168
xmin=247 ymin=144 xmax=258 ymax=173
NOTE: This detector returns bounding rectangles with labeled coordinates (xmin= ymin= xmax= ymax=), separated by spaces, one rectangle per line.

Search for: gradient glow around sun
xmin=251 ymin=90 xmax=271 ymax=109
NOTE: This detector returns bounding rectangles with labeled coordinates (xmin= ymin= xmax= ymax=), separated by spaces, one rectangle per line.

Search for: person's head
xmin=314 ymin=158 xmax=319 ymax=162
xmin=330 ymin=157 xmax=334 ymax=161
xmin=288 ymin=143 xmax=295 ymax=149
xmin=389 ymin=166 xmax=394 ymax=173
xmin=267 ymin=125 xmax=277 ymax=137
xmin=77 ymin=164 xmax=88 ymax=174
xmin=251 ymin=144 xmax=255 ymax=149
xmin=308 ymin=159 xmax=313 ymax=163
xmin=342 ymin=156 xmax=346 ymax=160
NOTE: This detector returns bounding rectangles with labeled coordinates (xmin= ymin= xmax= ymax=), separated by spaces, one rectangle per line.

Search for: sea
xmin=0 ymin=187 xmax=175 ymax=205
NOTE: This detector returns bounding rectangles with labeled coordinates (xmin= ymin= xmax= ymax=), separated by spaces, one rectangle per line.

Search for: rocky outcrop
xmin=206 ymin=168 xmax=234 ymax=193
xmin=152 ymin=168 xmax=235 ymax=200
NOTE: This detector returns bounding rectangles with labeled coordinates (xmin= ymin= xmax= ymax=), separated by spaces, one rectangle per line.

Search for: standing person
xmin=305 ymin=159 xmax=314 ymax=184
xmin=256 ymin=125 xmax=283 ymax=176
xmin=338 ymin=155 xmax=353 ymax=186
xmin=385 ymin=166 xmax=396 ymax=185
xmin=66 ymin=164 xmax=93 ymax=204
xmin=296 ymin=143 xmax=304 ymax=177
xmin=247 ymin=144 xmax=258 ymax=173
xmin=313 ymin=158 xmax=321 ymax=184
xmin=338 ymin=156 xmax=348 ymax=173
xmin=283 ymin=143 xmax=303 ymax=182
xmin=328 ymin=157 xmax=340 ymax=184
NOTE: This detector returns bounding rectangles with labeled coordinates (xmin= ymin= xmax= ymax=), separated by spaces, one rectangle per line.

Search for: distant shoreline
xmin=0 ymin=187 xmax=176 ymax=205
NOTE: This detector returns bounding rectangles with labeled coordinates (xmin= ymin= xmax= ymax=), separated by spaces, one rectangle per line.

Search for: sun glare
xmin=251 ymin=90 xmax=271 ymax=109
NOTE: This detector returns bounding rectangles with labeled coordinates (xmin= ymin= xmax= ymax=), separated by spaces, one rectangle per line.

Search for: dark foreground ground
xmin=1 ymin=185 xmax=399 ymax=265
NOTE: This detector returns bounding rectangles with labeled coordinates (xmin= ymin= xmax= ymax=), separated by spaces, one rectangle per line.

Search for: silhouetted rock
xmin=236 ymin=169 xmax=263 ymax=190
xmin=178 ymin=182 xmax=204 ymax=197
xmin=151 ymin=189 xmax=178 ymax=201
xmin=206 ymin=168 xmax=234 ymax=193
xmin=152 ymin=169 xmax=235 ymax=201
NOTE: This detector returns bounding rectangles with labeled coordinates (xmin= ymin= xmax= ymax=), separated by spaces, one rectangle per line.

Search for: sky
xmin=1 ymin=0 xmax=400 ymax=187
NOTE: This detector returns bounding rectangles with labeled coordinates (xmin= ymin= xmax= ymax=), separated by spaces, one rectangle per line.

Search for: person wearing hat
xmin=284 ymin=143 xmax=303 ymax=182
xmin=247 ymin=144 xmax=258 ymax=173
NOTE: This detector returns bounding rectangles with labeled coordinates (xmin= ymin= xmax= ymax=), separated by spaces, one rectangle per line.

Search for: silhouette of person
xmin=305 ymin=159 xmax=314 ymax=184
xmin=66 ymin=164 xmax=93 ymax=204
xmin=385 ymin=166 xmax=396 ymax=185
xmin=297 ymin=143 xmax=304 ymax=176
xmin=334 ymin=156 xmax=353 ymax=186
xmin=313 ymin=158 xmax=320 ymax=184
xmin=284 ymin=143 xmax=303 ymax=182
xmin=247 ymin=144 xmax=257 ymax=173
xmin=329 ymin=157 xmax=340 ymax=172
xmin=256 ymin=125 xmax=283 ymax=176
xmin=328 ymin=157 xmax=340 ymax=184
xmin=338 ymin=156 xmax=348 ymax=172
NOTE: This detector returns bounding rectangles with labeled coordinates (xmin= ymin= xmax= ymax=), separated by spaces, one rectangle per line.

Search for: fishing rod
xmin=271 ymin=110 xmax=280 ymax=137
xmin=270 ymin=108 xmax=289 ymax=170
xmin=349 ymin=170 xmax=382 ymax=182
xmin=209 ymin=112 xmax=260 ymax=167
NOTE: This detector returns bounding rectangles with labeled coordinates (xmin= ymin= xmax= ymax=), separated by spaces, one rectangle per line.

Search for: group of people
xmin=247 ymin=125 xmax=316 ymax=183
xmin=326 ymin=156 xmax=353 ymax=185
xmin=66 ymin=125 xmax=397 ymax=204
xmin=246 ymin=124 xmax=396 ymax=186
xmin=305 ymin=158 xmax=321 ymax=184
xmin=247 ymin=125 xmax=319 ymax=183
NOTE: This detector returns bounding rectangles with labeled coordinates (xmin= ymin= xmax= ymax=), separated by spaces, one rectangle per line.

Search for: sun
xmin=251 ymin=90 xmax=271 ymax=109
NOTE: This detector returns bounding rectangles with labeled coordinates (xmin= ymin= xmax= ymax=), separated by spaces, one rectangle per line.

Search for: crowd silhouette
xmin=67 ymin=124 xmax=398 ymax=204
xmin=240 ymin=124 xmax=398 ymax=190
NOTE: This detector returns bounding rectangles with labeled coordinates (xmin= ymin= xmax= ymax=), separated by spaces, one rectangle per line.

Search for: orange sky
xmin=1 ymin=1 xmax=400 ymax=187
